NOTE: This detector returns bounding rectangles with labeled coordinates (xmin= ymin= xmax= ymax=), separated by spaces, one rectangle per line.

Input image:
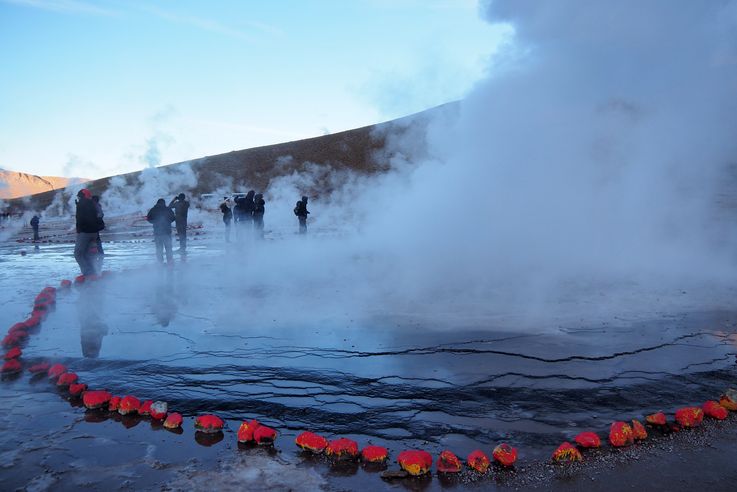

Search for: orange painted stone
xmin=164 ymin=412 xmax=183 ymax=429
xmin=4 ymin=347 xmax=21 ymax=360
xmin=574 ymin=432 xmax=601 ymax=449
xmin=237 ymin=419 xmax=260 ymax=443
xmin=69 ymin=383 xmax=87 ymax=396
xmin=83 ymin=390 xmax=112 ymax=409
xmin=28 ymin=362 xmax=50 ymax=374
xmin=253 ymin=425 xmax=277 ymax=445
xmin=552 ymin=442 xmax=583 ymax=462
xmin=492 ymin=443 xmax=518 ymax=466
xmin=56 ymin=372 xmax=78 ymax=387
xmin=609 ymin=421 xmax=634 ymax=447
xmin=397 ymin=450 xmax=433 ymax=476
xmin=361 ymin=445 xmax=388 ymax=463
xmin=118 ymin=395 xmax=141 ymax=415
xmin=326 ymin=438 xmax=359 ymax=459
xmin=702 ymin=401 xmax=728 ymax=420
xmin=195 ymin=414 xmax=224 ymax=433
xmin=437 ymin=450 xmax=462 ymax=473
xmin=646 ymin=412 xmax=667 ymax=426
xmin=47 ymin=363 xmax=66 ymax=379
xmin=150 ymin=401 xmax=167 ymax=420
xmin=631 ymin=420 xmax=648 ymax=440
xmin=467 ymin=449 xmax=490 ymax=473
xmin=108 ymin=396 xmax=121 ymax=411
xmin=675 ymin=407 xmax=703 ymax=428
xmin=295 ymin=431 xmax=328 ymax=453
xmin=139 ymin=400 xmax=153 ymax=416
xmin=719 ymin=389 xmax=737 ymax=411
xmin=1 ymin=359 xmax=21 ymax=373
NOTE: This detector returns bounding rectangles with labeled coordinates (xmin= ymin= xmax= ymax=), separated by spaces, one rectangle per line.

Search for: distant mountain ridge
xmin=0 ymin=169 xmax=88 ymax=200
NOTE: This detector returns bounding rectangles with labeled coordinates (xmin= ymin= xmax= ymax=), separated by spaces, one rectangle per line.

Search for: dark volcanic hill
xmin=6 ymin=103 xmax=456 ymax=212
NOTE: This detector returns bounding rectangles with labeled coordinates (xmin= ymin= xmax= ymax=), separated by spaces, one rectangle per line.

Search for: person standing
xmin=168 ymin=193 xmax=190 ymax=253
xmin=147 ymin=198 xmax=176 ymax=265
xmin=91 ymin=195 xmax=105 ymax=273
xmin=253 ymin=193 xmax=265 ymax=237
xmin=294 ymin=196 xmax=309 ymax=234
xmin=220 ymin=197 xmax=233 ymax=242
xmin=30 ymin=215 xmax=40 ymax=241
xmin=74 ymin=189 xmax=105 ymax=276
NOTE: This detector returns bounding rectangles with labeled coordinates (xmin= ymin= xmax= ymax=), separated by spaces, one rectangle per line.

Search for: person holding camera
xmin=168 ymin=193 xmax=190 ymax=253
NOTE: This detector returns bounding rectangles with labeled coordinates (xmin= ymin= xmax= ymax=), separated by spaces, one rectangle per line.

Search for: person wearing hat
xmin=147 ymin=198 xmax=176 ymax=264
xmin=168 ymin=193 xmax=190 ymax=253
xmin=74 ymin=188 xmax=105 ymax=276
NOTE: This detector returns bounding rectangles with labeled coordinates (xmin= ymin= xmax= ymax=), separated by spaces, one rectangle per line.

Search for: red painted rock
xmin=2 ymin=332 xmax=26 ymax=347
xmin=646 ymin=412 xmax=667 ymax=426
xmin=437 ymin=450 xmax=462 ymax=473
xmin=326 ymin=438 xmax=359 ymax=459
xmin=295 ymin=431 xmax=328 ymax=453
xmin=703 ymin=401 xmax=728 ymax=420
xmin=574 ymin=432 xmax=601 ymax=449
xmin=631 ymin=419 xmax=648 ymax=440
xmin=47 ymin=363 xmax=66 ymax=379
xmin=24 ymin=315 xmax=41 ymax=329
xmin=118 ymin=395 xmax=141 ymax=415
xmin=195 ymin=414 xmax=224 ymax=433
xmin=237 ymin=419 xmax=260 ymax=443
xmin=253 ymin=425 xmax=277 ymax=445
xmin=467 ymin=449 xmax=490 ymax=473
xmin=609 ymin=421 xmax=634 ymax=447
xmin=60 ymin=279 xmax=72 ymax=288
xmin=492 ymin=443 xmax=518 ymax=466
xmin=164 ymin=412 xmax=183 ymax=429
xmin=150 ymin=401 xmax=168 ymax=420
xmin=28 ymin=362 xmax=50 ymax=374
xmin=56 ymin=372 xmax=78 ymax=387
xmin=719 ymin=389 xmax=737 ymax=411
xmin=4 ymin=347 xmax=21 ymax=360
xmin=139 ymin=400 xmax=153 ymax=416
xmin=83 ymin=390 xmax=112 ymax=409
xmin=1 ymin=359 xmax=21 ymax=373
xmin=675 ymin=407 xmax=703 ymax=428
xmin=74 ymin=275 xmax=86 ymax=284
xmin=108 ymin=396 xmax=121 ymax=411
xmin=397 ymin=450 xmax=433 ymax=476
xmin=552 ymin=442 xmax=583 ymax=462
xmin=69 ymin=383 xmax=87 ymax=396
xmin=8 ymin=323 xmax=27 ymax=334
xmin=361 ymin=445 xmax=388 ymax=463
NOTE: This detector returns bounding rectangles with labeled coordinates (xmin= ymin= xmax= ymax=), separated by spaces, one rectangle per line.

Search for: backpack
xmin=294 ymin=201 xmax=301 ymax=216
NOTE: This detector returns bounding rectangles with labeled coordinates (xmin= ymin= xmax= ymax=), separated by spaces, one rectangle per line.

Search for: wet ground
xmin=1 ymin=215 xmax=736 ymax=491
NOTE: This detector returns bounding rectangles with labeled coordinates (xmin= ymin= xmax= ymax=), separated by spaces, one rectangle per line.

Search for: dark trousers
xmin=32 ymin=226 xmax=39 ymax=241
xmin=175 ymin=221 xmax=187 ymax=251
xmin=74 ymin=232 xmax=98 ymax=276
xmin=298 ymin=216 xmax=307 ymax=234
xmin=224 ymin=219 xmax=231 ymax=242
xmin=154 ymin=234 xmax=173 ymax=263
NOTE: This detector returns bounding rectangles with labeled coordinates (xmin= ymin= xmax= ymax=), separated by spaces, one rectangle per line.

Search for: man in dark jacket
xmin=294 ymin=196 xmax=309 ymax=234
xmin=30 ymin=215 xmax=40 ymax=241
xmin=220 ymin=197 xmax=232 ymax=242
xmin=168 ymin=193 xmax=190 ymax=253
xmin=75 ymin=188 xmax=105 ymax=276
xmin=253 ymin=193 xmax=265 ymax=237
xmin=147 ymin=198 xmax=176 ymax=264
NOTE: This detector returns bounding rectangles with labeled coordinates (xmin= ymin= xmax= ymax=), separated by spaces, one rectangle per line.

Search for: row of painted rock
xmin=1 ymin=284 xmax=58 ymax=374
xmin=294 ymin=431 xmax=518 ymax=476
xmin=551 ymin=394 xmax=737 ymax=462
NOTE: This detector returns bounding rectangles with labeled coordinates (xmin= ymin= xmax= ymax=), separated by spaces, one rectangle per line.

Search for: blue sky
xmin=0 ymin=0 xmax=508 ymax=179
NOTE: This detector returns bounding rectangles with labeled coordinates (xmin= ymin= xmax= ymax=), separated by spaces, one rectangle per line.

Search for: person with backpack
xmin=168 ymin=193 xmax=190 ymax=253
xmin=74 ymin=188 xmax=105 ymax=276
xmin=253 ymin=193 xmax=265 ymax=237
xmin=220 ymin=197 xmax=233 ymax=242
xmin=147 ymin=198 xmax=176 ymax=265
xmin=294 ymin=196 xmax=309 ymax=234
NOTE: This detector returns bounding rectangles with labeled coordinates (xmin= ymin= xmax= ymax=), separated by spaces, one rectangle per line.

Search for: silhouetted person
xmin=294 ymin=196 xmax=309 ymax=234
xmin=91 ymin=195 xmax=105 ymax=274
xmin=30 ymin=215 xmax=40 ymax=241
xmin=75 ymin=188 xmax=105 ymax=276
xmin=253 ymin=193 xmax=265 ymax=237
xmin=168 ymin=193 xmax=190 ymax=253
xmin=234 ymin=190 xmax=255 ymax=241
xmin=220 ymin=197 xmax=233 ymax=242
xmin=147 ymin=198 xmax=176 ymax=265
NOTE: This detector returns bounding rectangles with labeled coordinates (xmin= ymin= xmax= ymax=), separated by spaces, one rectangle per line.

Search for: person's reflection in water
xmin=77 ymin=283 xmax=109 ymax=358
xmin=152 ymin=270 xmax=178 ymax=327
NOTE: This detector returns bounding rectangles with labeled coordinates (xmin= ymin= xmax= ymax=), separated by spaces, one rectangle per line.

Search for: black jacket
xmin=76 ymin=199 xmax=105 ymax=233
xmin=147 ymin=203 xmax=175 ymax=235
